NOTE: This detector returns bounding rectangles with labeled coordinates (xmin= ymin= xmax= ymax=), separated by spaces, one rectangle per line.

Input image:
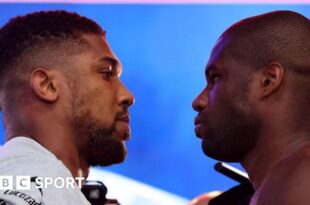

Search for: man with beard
xmin=0 ymin=10 xmax=134 ymax=204
xmin=192 ymin=10 xmax=310 ymax=204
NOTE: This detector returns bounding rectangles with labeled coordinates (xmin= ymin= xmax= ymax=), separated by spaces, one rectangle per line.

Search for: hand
xmin=104 ymin=199 xmax=120 ymax=205
xmin=189 ymin=191 xmax=222 ymax=205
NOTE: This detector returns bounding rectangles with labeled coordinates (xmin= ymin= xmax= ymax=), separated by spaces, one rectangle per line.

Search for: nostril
xmin=193 ymin=104 xmax=202 ymax=112
xmin=192 ymin=97 xmax=207 ymax=112
xmin=192 ymin=98 xmax=201 ymax=112
xmin=118 ymin=88 xmax=134 ymax=108
xmin=122 ymin=100 xmax=130 ymax=108
xmin=192 ymin=102 xmax=198 ymax=111
xmin=121 ymin=97 xmax=134 ymax=108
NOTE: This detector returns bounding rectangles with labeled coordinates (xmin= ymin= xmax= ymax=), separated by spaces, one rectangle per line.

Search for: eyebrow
xmin=97 ymin=56 xmax=122 ymax=75
xmin=205 ymin=65 xmax=217 ymax=78
xmin=98 ymin=56 xmax=119 ymax=67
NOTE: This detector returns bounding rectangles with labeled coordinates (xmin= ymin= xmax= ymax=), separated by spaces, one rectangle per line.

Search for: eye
xmin=208 ymin=74 xmax=221 ymax=84
xmin=99 ymin=65 xmax=115 ymax=80
xmin=102 ymin=70 xmax=113 ymax=79
xmin=213 ymin=75 xmax=221 ymax=83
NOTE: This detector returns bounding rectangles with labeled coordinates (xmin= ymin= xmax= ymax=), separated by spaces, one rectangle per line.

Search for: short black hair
xmin=0 ymin=10 xmax=105 ymax=91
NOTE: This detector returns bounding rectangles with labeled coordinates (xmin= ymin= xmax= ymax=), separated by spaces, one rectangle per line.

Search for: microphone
xmin=81 ymin=180 xmax=120 ymax=205
xmin=209 ymin=162 xmax=255 ymax=205
xmin=214 ymin=162 xmax=249 ymax=184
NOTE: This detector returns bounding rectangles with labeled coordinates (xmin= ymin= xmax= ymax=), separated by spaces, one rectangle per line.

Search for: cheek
xmin=207 ymin=89 xmax=234 ymax=121
xmin=208 ymin=80 xmax=234 ymax=106
xmin=89 ymin=87 xmax=117 ymax=116
xmin=208 ymin=86 xmax=223 ymax=108
xmin=79 ymin=79 xmax=120 ymax=120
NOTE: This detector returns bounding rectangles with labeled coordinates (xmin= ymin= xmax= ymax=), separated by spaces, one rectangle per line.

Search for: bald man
xmin=0 ymin=10 xmax=134 ymax=204
xmin=192 ymin=10 xmax=310 ymax=205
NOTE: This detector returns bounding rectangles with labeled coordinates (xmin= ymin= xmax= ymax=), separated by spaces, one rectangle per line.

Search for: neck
xmin=241 ymin=124 xmax=309 ymax=190
xmin=3 ymin=96 xmax=91 ymax=180
xmin=4 ymin=117 xmax=90 ymax=180
xmin=48 ymin=140 xmax=90 ymax=179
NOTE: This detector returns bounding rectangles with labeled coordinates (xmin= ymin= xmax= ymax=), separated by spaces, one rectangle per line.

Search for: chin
xmin=201 ymin=139 xmax=240 ymax=162
xmin=86 ymin=139 xmax=128 ymax=167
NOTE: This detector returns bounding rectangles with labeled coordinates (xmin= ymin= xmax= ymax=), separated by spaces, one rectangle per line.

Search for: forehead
xmin=67 ymin=34 xmax=121 ymax=73
xmin=80 ymin=34 xmax=119 ymax=62
xmin=205 ymin=35 xmax=241 ymax=75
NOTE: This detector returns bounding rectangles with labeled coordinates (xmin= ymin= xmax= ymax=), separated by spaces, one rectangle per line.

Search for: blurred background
xmin=0 ymin=0 xmax=309 ymax=201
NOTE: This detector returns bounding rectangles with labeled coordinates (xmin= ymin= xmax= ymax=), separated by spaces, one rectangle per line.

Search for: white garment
xmin=0 ymin=137 xmax=90 ymax=205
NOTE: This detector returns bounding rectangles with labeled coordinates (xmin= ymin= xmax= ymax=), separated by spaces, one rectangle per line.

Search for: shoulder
xmin=256 ymin=144 xmax=310 ymax=205
xmin=0 ymin=138 xmax=70 ymax=178
xmin=0 ymin=179 xmax=88 ymax=205
xmin=0 ymin=182 xmax=43 ymax=205
xmin=0 ymin=151 xmax=68 ymax=178
xmin=0 ymin=139 xmax=89 ymax=204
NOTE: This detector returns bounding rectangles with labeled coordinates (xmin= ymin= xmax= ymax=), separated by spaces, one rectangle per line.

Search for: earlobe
xmin=260 ymin=62 xmax=284 ymax=100
xmin=30 ymin=68 xmax=58 ymax=102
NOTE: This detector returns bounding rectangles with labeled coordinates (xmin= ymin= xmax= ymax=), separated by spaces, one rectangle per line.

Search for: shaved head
xmin=193 ymin=10 xmax=310 ymax=162
xmin=220 ymin=11 xmax=310 ymax=72
xmin=218 ymin=10 xmax=310 ymax=118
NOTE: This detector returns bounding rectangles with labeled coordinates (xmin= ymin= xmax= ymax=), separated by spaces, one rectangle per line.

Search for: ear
xmin=30 ymin=68 xmax=58 ymax=102
xmin=259 ymin=62 xmax=284 ymax=100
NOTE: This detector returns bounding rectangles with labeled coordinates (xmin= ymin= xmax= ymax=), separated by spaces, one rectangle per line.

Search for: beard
xmin=67 ymin=84 xmax=127 ymax=166
xmin=202 ymin=94 xmax=262 ymax=162
xmin=71 ymin=112 xmax=127 ymax=167
xmin=65 ymin=75 xmax=127 ymax=167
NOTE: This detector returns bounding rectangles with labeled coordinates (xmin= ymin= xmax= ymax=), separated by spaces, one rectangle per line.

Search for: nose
xmin=192 ymin=88 xmax=208 ymax=112
xmin=117 ymin=81 xmax=135 ymax=109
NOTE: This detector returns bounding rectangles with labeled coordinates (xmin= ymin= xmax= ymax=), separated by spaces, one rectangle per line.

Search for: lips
xmin=194 ymin=116 xmax=204 ymax=139
xmin=194 ymin=116 xmax=201 ymax=126
xmin=116 ymin=114 xmax=131 ymax=141
xmin=117 ymin=115 xmax=130 ymax=124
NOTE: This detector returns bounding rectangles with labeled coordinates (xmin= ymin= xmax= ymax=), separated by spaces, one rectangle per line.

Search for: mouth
xmin=117 ymin=115 xmax=130 ymax=124
xmin=194 ymin=116 xmax=203 ymax=139
xmin=194 ymin=116 xmax=201 ymax=126
xmin=122 ymin=130 xmax=131 ymax=141
xmin=116 ymin=113 xmax=131 ymax=141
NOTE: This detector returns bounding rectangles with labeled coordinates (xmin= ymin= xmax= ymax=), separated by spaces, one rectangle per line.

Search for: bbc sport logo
xmin=0 ymin=176 xmax=85 ymax=190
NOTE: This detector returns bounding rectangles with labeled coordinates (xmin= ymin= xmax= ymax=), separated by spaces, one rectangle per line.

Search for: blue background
xmin=0 ymin=3 xmax=309 ymax=199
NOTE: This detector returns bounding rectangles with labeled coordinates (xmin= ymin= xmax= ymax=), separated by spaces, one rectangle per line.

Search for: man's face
xmin=192 ymin=36 xmax=261 ymax=162
xmin=64 ymin=34 xmax=134 ymax=166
